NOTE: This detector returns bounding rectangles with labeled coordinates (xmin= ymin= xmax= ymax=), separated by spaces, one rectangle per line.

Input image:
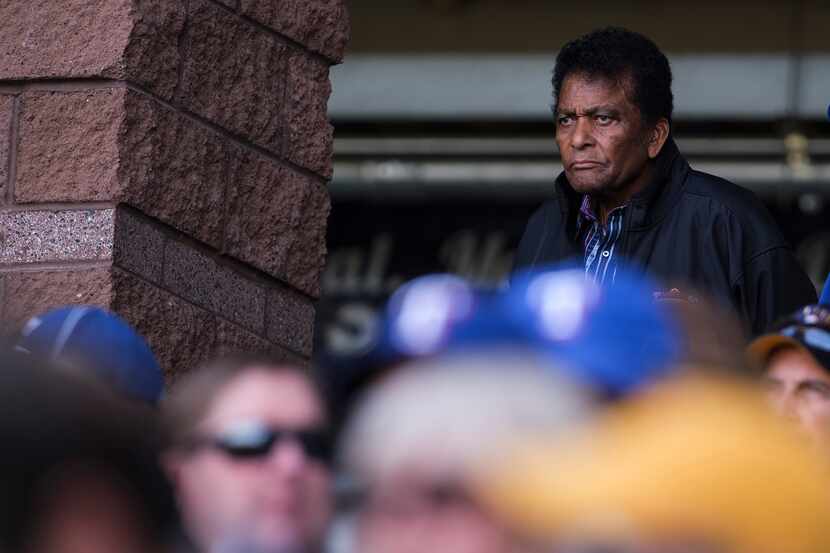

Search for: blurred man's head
xmin=749 ymin=305 xmax=830 ymax=449
xmin=164 ymin=355 xmax=332 ymax=553
xmin=0 ymin=351 xmax=179 ymax=553
xmin=15 ymin=306 xmax=164 ymax=405
xmin=341 ymin=351 xmax=590 ymax=553
xmin=552 ymin=27 xmax=672 ymax=204
xmin=657 ymin=289 xmax=751 ymax=374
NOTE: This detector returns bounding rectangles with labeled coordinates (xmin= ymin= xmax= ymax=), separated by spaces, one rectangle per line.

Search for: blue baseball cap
xmin=15 ymin=306 xmax=164 ymax=404
xmin=501 ymin=264 xmax=684 ymax=396
xmin=383 ymin=274 xmax=508 ymax=358
xmin=820 ymin=274 xmax=830 ymax=306
xmin=376 ymin=263 xmax=684 ymax=397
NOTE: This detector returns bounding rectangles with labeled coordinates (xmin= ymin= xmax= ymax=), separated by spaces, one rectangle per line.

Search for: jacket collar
xmin=555 ymin=137 xmax=690 ymax=231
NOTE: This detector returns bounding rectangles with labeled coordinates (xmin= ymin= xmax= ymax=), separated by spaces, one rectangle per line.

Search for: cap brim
xmin=748 ymin=334 xmax=809 ymax=366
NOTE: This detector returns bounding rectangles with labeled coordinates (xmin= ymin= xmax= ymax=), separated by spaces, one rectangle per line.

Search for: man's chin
xmin=212 ymin=536 xmax=306 ymax=553
xmin=564 ymin=170 xmax=610 ymax=196
xmin=255 ymin=521 xmax=306 ymax=548
xmin=568 ymin=181 xmax=609 ymax=196
xmin=210 ymin=520 xmax=309 ymax=553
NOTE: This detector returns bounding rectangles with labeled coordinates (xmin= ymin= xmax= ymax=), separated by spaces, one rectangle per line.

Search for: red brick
xmin=265 ymin=286 xmax=315 ymax=356
xmin=214 ymin=317 xmax=273 ymax=356
xmin=239 ymin=0 xmax=349 ymax=63
xmin=175 ymin=0 xmax=285 ymax=155
xmin=113 ymin=207 xmax=166 ymax=284
xmin=111 ymin=268 xmax=215 ymax=384
xmin=15 ymin=89 xmax=125 ymax=203
xmin=0 ymin=0 xmax=132 ymax=81
xmin=163 ymin=239 xmax=265 ymax=333
xmin=0 ymin=0 xmax=184 ymax=99
xmin=1 ymin=268 xmax=113 ymax=334
xmin=284 ymin=52 xmax=334 ymax=179
xmin=281 ymin=175 xmax=330 ymax=298
xmin=214 ymin=318 xmax=306 ymax=365
xmin=125 ymin=0 xmax=188 ymax=99
xmin=120 ymin=91 xmax=232 ymax=249
xmin=0 ymin=95 xmax=12 ymax=205
xmin=224 ymin=156 xmax=330 ymax=297
xmin=0 ymin=209 xmax=114 ymax=265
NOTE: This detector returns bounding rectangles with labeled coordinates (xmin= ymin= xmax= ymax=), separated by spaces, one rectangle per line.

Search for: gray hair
xmin=340 ymin=350 xmax=592 ymax=485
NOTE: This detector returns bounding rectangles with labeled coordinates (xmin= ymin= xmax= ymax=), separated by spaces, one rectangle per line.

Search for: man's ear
xmin=647 ymin=118 xmax=670 ymax=159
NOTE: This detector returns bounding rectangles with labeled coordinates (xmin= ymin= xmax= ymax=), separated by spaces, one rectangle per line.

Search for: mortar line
xmin=4 ymin=201 xmax=116 ymax=212
xmin=172 ymin=0 xmax=191 ymax=102
xmin=204 ymin=0 xmax=336 ymax=66
xmin=0 ymin=79 xmax=128 ymax=94
xmin=0 ymin=260 xmax=113 ymax=273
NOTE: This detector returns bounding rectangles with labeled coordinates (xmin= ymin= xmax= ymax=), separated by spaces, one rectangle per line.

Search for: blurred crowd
xmin=1 ymin=262 xmax=830 ymax=553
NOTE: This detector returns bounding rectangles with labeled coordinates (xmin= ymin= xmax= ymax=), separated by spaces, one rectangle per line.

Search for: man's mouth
xmin=570 ymin=160 xmax=602 ymax=170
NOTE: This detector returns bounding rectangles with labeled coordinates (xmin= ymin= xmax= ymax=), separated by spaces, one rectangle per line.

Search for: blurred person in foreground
xmin=325 ymin=264 xmax=752 ymax=424
xmin=339 ymin=352 xmax=591 ymax=553
xmin=477 ymin=375 xmax=830 ymax=553
xmin=14 ymin=305 xmax=165 ymax=405
xmin=0 ymin=351 xmax=181 ymax=553
xmin=749 ymin=304 xmax=830 ymax=452
xmin=163 ymin=355 xmax=333 ymax=553
xmin=515 ymin=26 xmax=815 ymax=334
xmin=654 ymin=287 xmax=751 ymax=373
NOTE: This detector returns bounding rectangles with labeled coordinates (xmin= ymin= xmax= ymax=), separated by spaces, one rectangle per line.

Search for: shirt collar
xmin=577 ymin=195 xmax=628 ymax=226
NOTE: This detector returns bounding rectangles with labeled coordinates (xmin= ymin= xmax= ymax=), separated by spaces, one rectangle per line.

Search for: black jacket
xmin=514 ymin=138 xmax=817 ymax=335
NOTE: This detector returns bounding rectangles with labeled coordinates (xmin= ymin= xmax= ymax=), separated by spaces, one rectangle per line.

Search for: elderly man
xmin=339 ymin=351 xmax=590 ymax=553
xmin=515 ymin=27 xmax=815 ymax=335
xmin=163 ymin=355 xmax=333 ymax=553
xmin=750 ymin=304 xmax=830 ymax=452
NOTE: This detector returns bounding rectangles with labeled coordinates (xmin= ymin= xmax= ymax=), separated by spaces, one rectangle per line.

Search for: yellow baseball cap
xmin=475 ymin=376 xmax=830 ymax=553
xmin=747 ymin=305 xmax=830 ymax=372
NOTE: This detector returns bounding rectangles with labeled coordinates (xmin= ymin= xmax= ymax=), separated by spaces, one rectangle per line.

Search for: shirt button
xmin=602 ymin=251 xmax=610 ymax=257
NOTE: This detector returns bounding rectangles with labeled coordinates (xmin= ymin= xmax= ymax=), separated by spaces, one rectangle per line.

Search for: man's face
xmin=764 ymin=348 xmax=830 ymax=449
xmin=358 ymin=472 xmax=515 ymax=553
xmin=555 ymin=73 xmax=653 ymax=199
xmin=171 ymin=368 xmax=332 ymax=552
xmin=29 ymin=469 xmax=163 ymax=553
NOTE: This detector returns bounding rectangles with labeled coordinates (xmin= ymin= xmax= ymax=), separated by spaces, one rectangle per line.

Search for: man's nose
xmin=771 ymin=390 xmax=800 ymax=423
xmin=267 ymin=437 xmax=308 ymax=477
xmin=570 ymin=116 xmax=594 ymax=149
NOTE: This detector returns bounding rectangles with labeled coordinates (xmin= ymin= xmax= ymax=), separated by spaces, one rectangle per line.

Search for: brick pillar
xmin=0 ymin=0 xmax=349 ymax=382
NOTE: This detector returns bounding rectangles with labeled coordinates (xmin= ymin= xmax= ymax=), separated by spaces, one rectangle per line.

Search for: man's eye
xmin=558 ymin=115 xmax=574 ymax=126
xmin=761 ymin=377 xmax=782 ymax=393
xmin=804 ymin=383 xmax=830 ymax=399
xmin=596 ymin=115 xmax=613 ymax=125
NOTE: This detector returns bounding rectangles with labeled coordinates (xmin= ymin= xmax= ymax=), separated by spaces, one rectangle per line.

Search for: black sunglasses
xmin=189 ymin=421 xmax=333 ymax=464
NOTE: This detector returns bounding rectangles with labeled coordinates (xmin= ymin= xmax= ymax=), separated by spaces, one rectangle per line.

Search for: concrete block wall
xmin=0 ymin=0 xmax=349 ymax=382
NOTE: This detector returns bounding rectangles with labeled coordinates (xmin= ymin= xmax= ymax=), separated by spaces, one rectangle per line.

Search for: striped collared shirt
xmin=576 ymin=196 xmax=627 ymax=284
